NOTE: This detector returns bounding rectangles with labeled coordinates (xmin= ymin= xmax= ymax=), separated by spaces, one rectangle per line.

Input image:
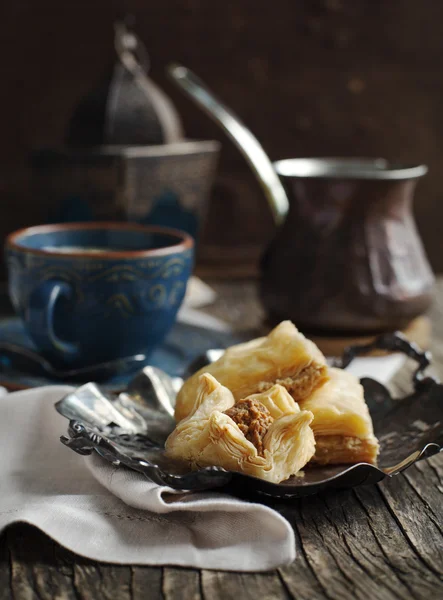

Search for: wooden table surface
xmin=1 ymin=279 xmax=443 ymax=600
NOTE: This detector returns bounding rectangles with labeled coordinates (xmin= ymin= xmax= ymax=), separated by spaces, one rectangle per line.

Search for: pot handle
xmin=333 ymin=331 xmax=436 ymax=390
xmin=167 ymin=63 xmax=289 ymax=227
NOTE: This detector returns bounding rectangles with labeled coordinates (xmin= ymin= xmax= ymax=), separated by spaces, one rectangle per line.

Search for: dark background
xmin=3 ymin=0 xmax=443 ymax=276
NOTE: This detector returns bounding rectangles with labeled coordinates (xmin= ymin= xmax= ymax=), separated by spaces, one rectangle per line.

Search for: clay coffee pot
xmin=169 ymin=66 xmax=434 ymax=333
xmin=261 ymin=158 xmax=433 ymax=332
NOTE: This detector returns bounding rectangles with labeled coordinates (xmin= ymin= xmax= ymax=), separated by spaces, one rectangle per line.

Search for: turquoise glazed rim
xmin=6 ymin=222 xmax=193 ymax=259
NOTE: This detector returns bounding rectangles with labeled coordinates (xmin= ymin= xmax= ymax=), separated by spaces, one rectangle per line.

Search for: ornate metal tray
xmin=56 ymin=333 xmax=443 ymax=498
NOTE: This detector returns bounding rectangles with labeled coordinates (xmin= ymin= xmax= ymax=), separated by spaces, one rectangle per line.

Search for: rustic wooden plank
xmin=0 ymin=523 xmax=165 ymax=600
xmin=297 ymin=491 xmax=401 ymax=600
xmin=276 ymin=502 xmax=338 ymax=600
xmin=378 ymin=455 xmax=443 ymax=579
xmin=404 ymin=455 xmax=443 ymax=542
xmin=269 ymin=498 xmax=334 ymax=600
xmin=278 ymin=486 xmax=443 ymax=600
xmin=130 ymin=566 xmax=163 ymax=600
xmin=200 ymin=570 xmax=290 ymax=600
xmin=72 ymin=563 xmax=132 ymax=600
xmin=201 ymin=280 xmax=265 ymax=332
xmin=163 ymin=567 xmax=201 ymax=600
xmin=1 ymin=524 xmax=78 ymax=600
xmin=354 ymin=484 xmax=443 ymax=597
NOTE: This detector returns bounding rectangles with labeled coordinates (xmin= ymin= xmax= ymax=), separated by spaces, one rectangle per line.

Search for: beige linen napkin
xmin=0 ymin=386 xmax=294 ymax=571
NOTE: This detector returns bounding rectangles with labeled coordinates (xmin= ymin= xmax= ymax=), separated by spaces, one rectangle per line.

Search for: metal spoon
xmin=0 ymin=342 xmax=148 ymax=382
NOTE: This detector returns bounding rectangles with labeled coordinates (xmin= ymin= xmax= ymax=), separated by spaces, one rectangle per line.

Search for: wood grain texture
xmin=1 ymin=278 xmax=443 ymax=599
xmin=201 ymin=570 xmax=290 ymax=600
xmin=378 ymin=462 xmax=443 ymax=579
xmin=163 ymin=568 xmax=201 ymax=600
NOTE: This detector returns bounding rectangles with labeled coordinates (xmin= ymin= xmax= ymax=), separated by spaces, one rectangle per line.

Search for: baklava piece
xmin=175 ymin=320 xmax=329 ymax=422
xmin=166 ymin=374 xmax=316 ymax=484
xmin=300 ymin=367 xmax=379 ymax=465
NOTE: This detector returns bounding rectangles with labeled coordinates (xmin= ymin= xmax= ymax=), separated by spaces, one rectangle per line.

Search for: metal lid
xmin=66 ymin=20 xmax=183 ymax=147
xmin=273 ymin=158 xmax=428 ymax=180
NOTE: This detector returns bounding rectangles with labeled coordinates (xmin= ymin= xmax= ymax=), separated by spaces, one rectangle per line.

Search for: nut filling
xmin=256 ymin=363 xmax=328 ymax=401
xmin=225 ymin=399 xmax=274 ymax=456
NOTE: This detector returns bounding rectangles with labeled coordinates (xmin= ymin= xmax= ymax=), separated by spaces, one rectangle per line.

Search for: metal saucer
xmin=56 ymin=332 xmax=443 ymax=499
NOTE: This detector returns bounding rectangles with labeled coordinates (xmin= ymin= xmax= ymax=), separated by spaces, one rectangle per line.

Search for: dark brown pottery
xmin=260 ymin=158 xmax=434 ymax=333
xmin=166 ymin=69 xmax=434 ymax=330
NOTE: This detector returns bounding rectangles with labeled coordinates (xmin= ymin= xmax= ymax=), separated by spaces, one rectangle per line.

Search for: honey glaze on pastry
xmin=175 ymin=320 xmax=329 ymax=422
xmin=166 ymin=374 xmax=316 ymax=484
xmin=300 ymin=368 xmax=379 ymax=465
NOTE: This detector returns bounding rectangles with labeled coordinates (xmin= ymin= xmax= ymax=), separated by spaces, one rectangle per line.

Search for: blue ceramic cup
xmin=5 ymin=222 xmax=194 ymax=367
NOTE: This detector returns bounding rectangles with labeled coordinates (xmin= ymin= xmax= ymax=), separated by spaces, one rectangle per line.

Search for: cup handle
xmin=26 ymin=280 xmax=79 ymax=358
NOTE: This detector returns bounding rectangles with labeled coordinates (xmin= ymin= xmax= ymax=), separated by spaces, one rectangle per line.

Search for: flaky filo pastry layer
xmin=300 ymin=367 xmax=379 ymax=465
xmin=165 ymin=374 xmax=316 ymax=484
xmin=175 ymin=320 xmax=329 ymax=422
xmin=311 ymin=435 xmax=379 ymax=465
